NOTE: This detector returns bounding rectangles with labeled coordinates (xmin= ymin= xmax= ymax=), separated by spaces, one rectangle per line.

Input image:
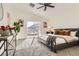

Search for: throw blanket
xmin=46 ymin=35 xmax=57 ymax=47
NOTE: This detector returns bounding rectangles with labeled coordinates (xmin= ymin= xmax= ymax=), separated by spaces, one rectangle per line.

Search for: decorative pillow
xmin=76 ymin=30 xmax=79 ymax=37
xmin=70 ymin=31 xmax=77 ymax=37
xmin=55 ymin=30 xmax=60 ymax=35
xmin=67 ymin=30 xmax=71 ymax=36
xmin=64 ymin=30 xmax=71 ymax=36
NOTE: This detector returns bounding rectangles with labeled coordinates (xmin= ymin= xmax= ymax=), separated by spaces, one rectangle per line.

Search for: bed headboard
xmin=54 ymin=28 xmax=79 ymax=36
xmin=55 ymin=28 xmax=79 ymax=31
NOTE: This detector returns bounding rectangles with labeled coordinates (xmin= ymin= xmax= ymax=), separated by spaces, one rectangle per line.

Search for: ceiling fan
xmin=37 ymin=3 xmax=55 ymax=11
xmin=29 ymin=3 xmax=55 ymax=11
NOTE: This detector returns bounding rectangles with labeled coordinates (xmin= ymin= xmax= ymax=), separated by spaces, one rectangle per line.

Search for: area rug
xmin=14 ymin=46 xmax=79 ymax=56
xmin=2 ymin=37 xmax=79 ymax=56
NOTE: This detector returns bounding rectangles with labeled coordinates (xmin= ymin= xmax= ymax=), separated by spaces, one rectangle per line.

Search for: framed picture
xmin=43 ymin=22 xmax=47 ymax=28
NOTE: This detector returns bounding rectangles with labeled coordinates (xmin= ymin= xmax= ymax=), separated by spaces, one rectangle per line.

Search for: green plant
xmin=13 ymin=19 xmax=23 ymax=33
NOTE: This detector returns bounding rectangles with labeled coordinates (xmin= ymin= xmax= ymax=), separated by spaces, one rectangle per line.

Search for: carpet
xmin=14 ymin=46 xmax=79 ymax=56
xmin=2 ymin=37 xmax=79 ymax=56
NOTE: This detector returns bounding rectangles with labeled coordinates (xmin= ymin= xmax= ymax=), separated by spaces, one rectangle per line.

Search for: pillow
xmin=64 ymin=30 xmax=71 ymax=36
xmin=55 ymin=30 xmax=59 ymax=35
xmin=70 ymin=31 xmax=77 ymax=37
xmin=67 ymin=30 xmax=71 ymax=36
xmin=76 ymin=30 xmax=79 ymax=37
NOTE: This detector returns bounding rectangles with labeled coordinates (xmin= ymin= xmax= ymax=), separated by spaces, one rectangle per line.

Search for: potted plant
xmin=13 ymin=19 xmax=23 ymax=33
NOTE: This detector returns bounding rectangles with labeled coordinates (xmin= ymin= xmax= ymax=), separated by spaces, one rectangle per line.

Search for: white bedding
xmin=55 ymin=35 xmax=78 ymax=43
xmin=38 ymin=34 xmax=78 ymax=45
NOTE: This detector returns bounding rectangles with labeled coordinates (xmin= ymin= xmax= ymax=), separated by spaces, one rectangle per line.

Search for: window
xmin=27 ymin=21 xmax=40 ymax=36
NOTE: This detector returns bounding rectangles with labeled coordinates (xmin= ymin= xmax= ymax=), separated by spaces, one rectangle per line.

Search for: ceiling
xmin=3 ymin=3 xmax=79 ymax=20
xmin=2 ymin=3 xmax=79 ymax=28
xmin=26 ymin=3 xmax=79 ymax=20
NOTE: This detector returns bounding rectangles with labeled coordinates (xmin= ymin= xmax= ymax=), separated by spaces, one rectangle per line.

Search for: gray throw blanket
xmin=46 ymin=35 xmax=57 ymax=47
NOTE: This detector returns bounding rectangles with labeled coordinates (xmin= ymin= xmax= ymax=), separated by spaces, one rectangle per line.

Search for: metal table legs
xmin=0 ymin=35 xmax=17 ymax=56
xmin=6 ymin=40 xmax=8 ymax=56
xmin=7 ymin=35 xmax=17 ymax=56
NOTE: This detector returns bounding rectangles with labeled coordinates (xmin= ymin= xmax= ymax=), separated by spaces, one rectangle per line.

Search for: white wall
xmin=1 ymin=3 xmax=79 ymax=37
xmin=47 ymin=4 xmax=79 ymax=29
xmin=26 ymin=3 xmax=79 ymax=29
xmin=1 ymin=3 xmax=48 ymax=39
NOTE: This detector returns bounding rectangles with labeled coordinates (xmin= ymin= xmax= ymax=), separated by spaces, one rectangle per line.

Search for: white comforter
xmin=38 ymin=34 xmax=78 ymax=45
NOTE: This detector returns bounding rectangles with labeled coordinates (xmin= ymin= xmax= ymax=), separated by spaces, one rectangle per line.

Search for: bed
xmin=38 ymin=28 xmax=79 ymax=53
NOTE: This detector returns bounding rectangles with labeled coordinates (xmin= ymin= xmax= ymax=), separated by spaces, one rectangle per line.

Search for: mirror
xmin=0 ymin=3 xmax=3 ymax=21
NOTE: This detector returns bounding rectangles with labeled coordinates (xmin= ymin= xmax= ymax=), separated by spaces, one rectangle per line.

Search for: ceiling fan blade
xmin=48 ymin=3 xmax=52 ymax=4
xmin=30 ymin=3 xmax=35 ymax=7
xmin=37 ymin=6 xmax=44 ymax=9
xmin=48 ymin=5 xmax=55 ymax=8
xmin=44 ymin=3 xmax=52 ymax=5
xmin=38 ymin=3 xmax=44 ymax=5
xmin=44 ymin=6 xmax=47 ymax=11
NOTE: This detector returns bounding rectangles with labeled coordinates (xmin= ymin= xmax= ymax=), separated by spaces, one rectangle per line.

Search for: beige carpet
xmin=2 ymin=37 xmax=79 ymax=56
xmin=14 ymin=46 xmax=79 ymax=56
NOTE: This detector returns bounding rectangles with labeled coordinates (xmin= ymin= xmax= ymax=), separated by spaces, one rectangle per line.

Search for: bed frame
xmin=38 ymin=38 xmax=79 ymax=53
xmin=39 ymin=28 xmax=79 ymax=53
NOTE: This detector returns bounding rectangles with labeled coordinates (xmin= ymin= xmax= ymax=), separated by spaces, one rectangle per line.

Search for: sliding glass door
xmin=27 ymin=21 xmax=40 ymax=36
